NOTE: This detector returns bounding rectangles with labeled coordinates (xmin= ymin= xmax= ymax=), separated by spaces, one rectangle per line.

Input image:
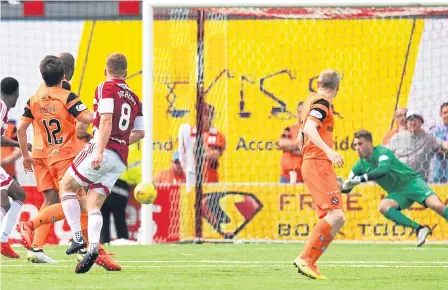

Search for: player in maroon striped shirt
xmin=59 ymin=53 xmax=145 ymax=274
xmin=0 ymin=77 xmax=27 ymax=259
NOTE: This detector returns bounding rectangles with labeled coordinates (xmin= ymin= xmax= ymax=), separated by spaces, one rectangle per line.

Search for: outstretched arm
xmin=1 ymin=136 xmax=19 ymax=147
xmin=342 ymin=154 xmax=392 ymax=193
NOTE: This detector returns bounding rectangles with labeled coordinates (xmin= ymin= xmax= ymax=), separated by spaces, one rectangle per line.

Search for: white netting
xmin=151 ymin=7 xmax=448 ymax=243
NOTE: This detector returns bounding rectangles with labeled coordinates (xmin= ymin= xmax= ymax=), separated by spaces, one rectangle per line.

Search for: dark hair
xmin=441 ymin=102 xmax=448 ymax=114
xmin=1 ymin=77 xmax=19 ymax=95
xmin=354 ymin=129 xmax=373 ymax=143
xmin=40 ymin=55 xmax=65 ymax=87
xmin=59 ymin=52 xmax=75 ymax=81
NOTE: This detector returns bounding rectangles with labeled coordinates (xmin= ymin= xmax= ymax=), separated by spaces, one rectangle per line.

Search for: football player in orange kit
xmin=293 ymin=69 xmax=345 ymax=280
xmin=17 ymin=55 xmax=121 ymax=271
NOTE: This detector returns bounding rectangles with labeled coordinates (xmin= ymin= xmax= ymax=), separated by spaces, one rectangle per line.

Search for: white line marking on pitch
xmin=2 ymin=260 xmax=448 ymax=264
xmin=1 ymin=264 xmax=447 ymax=269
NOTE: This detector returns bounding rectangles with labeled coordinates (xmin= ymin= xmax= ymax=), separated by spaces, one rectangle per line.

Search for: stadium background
xmin=1 ymin=4 xmax=447 ymax=243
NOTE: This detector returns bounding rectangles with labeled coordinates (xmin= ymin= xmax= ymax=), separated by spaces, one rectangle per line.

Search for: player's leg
xmin=32 ymin=189 xmax=59 ymax=248
xmin=378 ymin=197 xmax=420 ymax=229
xmin=0 ymin=178 xmax=26 ymax=259
xmin=60 ymin=173 xmax=86 ymax=254
xmin=100 ymin=200 xmax=112 ymax=244
xmin=75 ymin=149 xmax=126 ymax=274
xmin=24 ymin=188 xmax=60 ymax=264
xmin=294 ymin=159 xmax=344 ymax=280
xmin=75 ymin=186 xmax=122 ymax=272
xmin=0 ymin=183 xmax=16 ymax=258
xmin=60 ymin=154 xmax=96 ymax=255
xmin=75 ymin=188 xmax=106 ymax=274
xmin=424 ymin=195 xmax=448 ymax=221
xmin=31 ymin=159 xmax=60 ymax=250
xmin=78 ymin=188 xmax=89 ymax=243
xmin=18 ymin=159 xmax=61 ymax=250
xmin=409 ymin=178 xmax=448 ymax=221
xmin=18 ymin=158 xmax=59 ymax=249
xmin=379 ymin=195 xmax=430 ymax=246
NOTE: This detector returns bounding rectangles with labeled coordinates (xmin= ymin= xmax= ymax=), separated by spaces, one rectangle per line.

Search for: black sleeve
xmin=66 ymin=92 xmax=87 ymax=118
xmin=66 ymin=92 xmax=78 ymax=104
xmin=308 ymin=99 xmax=330 ymax=122
xmin=22 ymin=99 xmax=34 ymax=119
xmin=62 ymin=80 xmax=71 ymax=91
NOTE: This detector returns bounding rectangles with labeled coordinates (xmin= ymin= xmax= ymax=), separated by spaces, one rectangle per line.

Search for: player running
xmin=22 ymin=52 xmax=76 ymax=264
xmin=339 ymin=129 xmax=448 ymax=246
xmin=17 ymin=55 xmax=122 ymax=270
xmin=59 ymin=53 xmax=144 ymax=274
xmin=0 ymin=77 xmax=28 ymax=259
xmin=293 ymin=69 xmax=344 ymax=280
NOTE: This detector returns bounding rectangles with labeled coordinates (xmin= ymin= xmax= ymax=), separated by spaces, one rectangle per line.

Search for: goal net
xmin=150 ymin=6 xmax=448 ymax=243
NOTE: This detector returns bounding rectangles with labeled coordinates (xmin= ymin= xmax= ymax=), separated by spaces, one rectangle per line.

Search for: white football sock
xmin=61 ymin=192 xmax=82 ymax=243
xmin=88 ymin=210 xmax=103 ymax=251
xmin=0 ymin=200 xmax=23 ymax=243
xmin=0 ymin=206 xmax=7 ymax=225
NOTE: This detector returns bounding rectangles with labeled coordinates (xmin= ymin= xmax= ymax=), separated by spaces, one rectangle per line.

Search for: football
xmin=134 ymin=182 xmax=158 ymax=204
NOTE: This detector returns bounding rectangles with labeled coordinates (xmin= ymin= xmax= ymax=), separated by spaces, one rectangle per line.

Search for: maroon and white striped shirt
xmin=92 ymin=79 xmax=144 ymax=165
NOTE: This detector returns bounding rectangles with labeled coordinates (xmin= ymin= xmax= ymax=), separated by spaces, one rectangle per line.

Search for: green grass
xmin=1 ymin=244 xmax=447 ymax=290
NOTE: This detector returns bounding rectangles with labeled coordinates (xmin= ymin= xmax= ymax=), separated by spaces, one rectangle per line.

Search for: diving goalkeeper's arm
xmin=340 ymin=157 xmax=391 ymax=193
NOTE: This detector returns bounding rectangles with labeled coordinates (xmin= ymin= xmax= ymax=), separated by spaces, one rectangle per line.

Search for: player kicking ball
xmin=339 ymin=129 xmax=448 ymax=246
xmin=59 ymin=53 xmax=144 ymax=274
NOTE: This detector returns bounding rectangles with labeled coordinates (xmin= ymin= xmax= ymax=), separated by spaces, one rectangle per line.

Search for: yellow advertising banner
xmin=180 ymin=184 xmax=448 ymax=241
xmin=72 ymin=19 xmax=425 ymax=183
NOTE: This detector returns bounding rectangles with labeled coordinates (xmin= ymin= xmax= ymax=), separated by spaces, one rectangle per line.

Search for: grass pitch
xmin=1 ymin=243 xmax=447 ymax=290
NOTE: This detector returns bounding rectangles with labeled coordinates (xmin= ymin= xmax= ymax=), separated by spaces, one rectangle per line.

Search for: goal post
xmin=140 ymin=1 xmax=154 ymax=245
xmin=142 ymin=2 xmax=448 ymax=244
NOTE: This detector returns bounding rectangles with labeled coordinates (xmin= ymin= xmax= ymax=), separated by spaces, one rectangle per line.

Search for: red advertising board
xmin=8 ymin=185 xmax=180 ymax=245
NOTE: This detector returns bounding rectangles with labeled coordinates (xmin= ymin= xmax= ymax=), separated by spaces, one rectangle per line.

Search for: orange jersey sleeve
xmin=300 ymin=93 xmax=334 ymax=160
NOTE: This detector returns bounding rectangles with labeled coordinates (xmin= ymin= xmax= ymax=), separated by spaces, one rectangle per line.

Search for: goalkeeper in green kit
xmin=339 ymin=129 xmax=448 ymax=246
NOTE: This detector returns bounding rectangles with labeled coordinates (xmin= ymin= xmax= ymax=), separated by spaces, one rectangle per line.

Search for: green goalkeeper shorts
xmin=385 ymin=177 xmax=435 ymax=210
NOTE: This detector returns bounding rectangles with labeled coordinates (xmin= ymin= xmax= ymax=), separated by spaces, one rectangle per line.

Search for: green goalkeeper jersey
xmin=350 ymin=145 xmax=420 ymax=193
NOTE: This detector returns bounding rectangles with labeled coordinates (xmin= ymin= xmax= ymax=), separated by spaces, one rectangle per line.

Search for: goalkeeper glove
xmin=337 ymin=176 xmax=353 ymax=194
xmin=340 ymin=174 xmax=368 ymax=193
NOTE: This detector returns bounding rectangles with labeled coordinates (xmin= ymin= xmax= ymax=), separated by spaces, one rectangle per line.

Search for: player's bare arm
xmin=0 ymin=136 xmax=20 ymax=148
xmin=278 ymin=138 xmax=301 ymax=155
xmin=78 ymin=111 xmax=94 ymax=124
xmin=302 ymin=119 xmax=344 ymax=168
xmin=75 ymin=121 xmax=90 ymax=139
xmin=129 ymin=130 xmax=145 ymax=145
xmin=17 ymin=120 xmax=35 ymax=172
xmin=91 ymin=113 xmax=113 ymax=169
xmin=0 ymin=147 xmax=21 ymax=167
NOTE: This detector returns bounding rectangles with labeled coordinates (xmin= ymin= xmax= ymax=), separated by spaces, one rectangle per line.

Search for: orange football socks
xmin=300 ymin=219 xmax=334 ymax=263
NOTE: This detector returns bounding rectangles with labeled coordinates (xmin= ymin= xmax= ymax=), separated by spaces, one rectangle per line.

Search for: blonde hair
xmin=106 ymin=53 xmax=127 ymax=77
xmin=318 ymin=69 xmax=341 ymax=89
